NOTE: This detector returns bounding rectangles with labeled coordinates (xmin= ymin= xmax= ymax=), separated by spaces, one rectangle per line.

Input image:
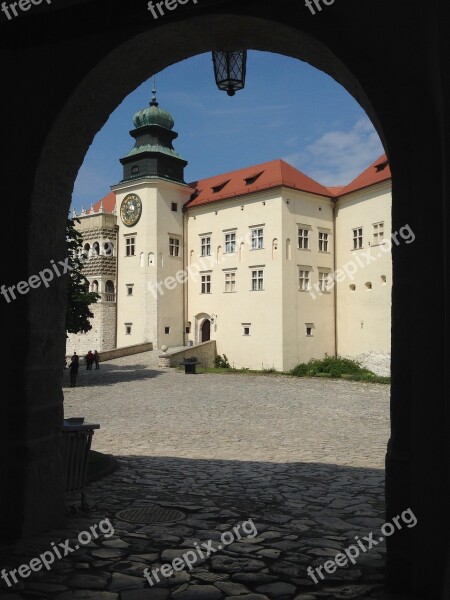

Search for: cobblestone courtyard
xmin=0 ymin=352 xmax=406 ymax=600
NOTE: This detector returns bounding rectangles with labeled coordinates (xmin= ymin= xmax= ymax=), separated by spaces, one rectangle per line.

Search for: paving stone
xmin=108 ymin=573 xmax=144 ymax=591
xmin=231 ymin=574 xmax=279 ymax=585
xmin=91 ymin=549 xmax=124 ymax=559
xmin=192 ymin=569 xmax=229 ymax=583
xmin=255 ymin=582 xmax=297 ymax=597
xmin=211 ymin=556 xmax=266 ymax=573
xmin=67 ymin=574 xmax=110 ymax=589
xmin=226 ymin=596 xmax=270 ymax=600
xmin=27 ymin=582 xmax=69 ymax=592
xmin=121 ymin=589 xmax=170 ymax=599
xmin=214 ymin=581 xmax=251 ymax=595
xmin=55 ymin=592 xmax=118 ymax=599
xmin=172 ymin=584 xmax=223 ymax=600
xmin=102 ymin=539 xmax=131 ymax=549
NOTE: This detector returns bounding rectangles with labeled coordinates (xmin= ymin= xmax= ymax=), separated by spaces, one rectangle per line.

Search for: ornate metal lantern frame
xmin=212 ymin=50 xmax=247 ymax=96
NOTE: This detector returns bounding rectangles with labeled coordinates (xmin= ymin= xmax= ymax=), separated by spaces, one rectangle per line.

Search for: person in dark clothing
xmin=94 ymin=350 xmax=100 ymax=370
xmin=69 ymin=354 xmax=79 ymax=387
xmin=86 ymin=350 xmax=94 ymax=370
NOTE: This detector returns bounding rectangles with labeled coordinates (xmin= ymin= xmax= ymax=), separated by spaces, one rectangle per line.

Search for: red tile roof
xmin=186 ymin=159 xmax=332 ymax=208
xmin=84 ymin=155 xmax=391 ymax=215
xmin=86 ymin=191 xmax=116 ymax=215
xmin=339 ymin=154 xmax=390 ymax=196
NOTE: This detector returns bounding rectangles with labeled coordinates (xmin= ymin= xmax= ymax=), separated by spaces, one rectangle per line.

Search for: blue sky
xmin=71 ymin=51 xmax=384 ymax=213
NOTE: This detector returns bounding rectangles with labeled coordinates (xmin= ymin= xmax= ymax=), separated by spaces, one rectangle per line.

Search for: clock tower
xmin=112 ymin=87 xmax=192 ymax=349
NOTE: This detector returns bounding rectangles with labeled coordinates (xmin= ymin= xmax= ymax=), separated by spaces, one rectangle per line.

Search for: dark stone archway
xmin=0 ymin=1 xmax=448 ymax=597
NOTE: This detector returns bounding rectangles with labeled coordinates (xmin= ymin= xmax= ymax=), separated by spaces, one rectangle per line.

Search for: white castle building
xmin=67 ymin=89 xmax=404 ymax=374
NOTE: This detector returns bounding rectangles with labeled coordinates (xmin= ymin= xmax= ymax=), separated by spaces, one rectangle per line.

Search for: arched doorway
xmin=201 ymin=319 xmax=211 ymax=342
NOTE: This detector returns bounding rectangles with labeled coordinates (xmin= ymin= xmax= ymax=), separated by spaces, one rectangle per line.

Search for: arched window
xmin=103 ymin=241 xmax=114 ymax=256
xmin=286 ymin=238 xmax=292 ymax=260
xmin=140 ymin=252 xmax=144 ymax=267
xmin=91 ymin=280 xmax=99 ymax=293
xmin=93 ymin=242 xmax=100 ymax=256
xmin=105 ymin=280 xmax=115 ymax=301
xmin=272 ymin=238 xmax=278 ymax=260
xmin=82 ymin=243 xmax=91 ymax=261
xmin=148 ymin=252 xmax=155 ymax=266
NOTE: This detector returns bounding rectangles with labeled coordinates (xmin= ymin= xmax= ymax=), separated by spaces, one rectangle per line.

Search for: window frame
xmin=224 ymin=231 xmax=236 ymax=254
xmin=353 ymin=227 xmax=363 ymax=250
xmin=201 ymin=273 xmax=212 ymax=294
xmin=125 ymin=236 xmax=136 ymax=257
xmin=251 ymin=269 xmax=264 ymax=291
xmin=299 ymin=268 xmax=311 ymax=291
xmin=224 ymin=270 xmax=237 ymax=293
xmin=251 ymin=227 xmax=264 ymax=250
xmin=169 ymin=237 xmax=181 ymax=257
xmin=201 ymin=235 xmax=211 ymax=257
xmin=298 ymin=228 xmax=310 ymax=250
xmin=318 ymin=231 xmax=329 ymax=253
xmin=372 ymin=221 xmax=385 ymax=245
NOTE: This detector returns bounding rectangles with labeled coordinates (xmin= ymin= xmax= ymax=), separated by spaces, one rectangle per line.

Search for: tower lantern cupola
xmin=120 ymin=86 xmax=187 ymax=183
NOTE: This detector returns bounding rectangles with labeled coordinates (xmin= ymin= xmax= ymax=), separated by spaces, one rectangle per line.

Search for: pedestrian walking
xmin=86 ymin=350 xmax=94 ymax=370
xmin=69 ymin=354 xmax=79 ymax=387
xmin=94 ymin=350 xmax=100 ymax=370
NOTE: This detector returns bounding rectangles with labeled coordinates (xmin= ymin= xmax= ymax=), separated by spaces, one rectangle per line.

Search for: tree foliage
xmin=65 ymin=218 xmax=100 ymax=335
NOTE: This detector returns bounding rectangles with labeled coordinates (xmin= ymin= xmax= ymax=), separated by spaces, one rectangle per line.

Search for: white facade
xmin=68 ymin=96 xmax=392 ymax=373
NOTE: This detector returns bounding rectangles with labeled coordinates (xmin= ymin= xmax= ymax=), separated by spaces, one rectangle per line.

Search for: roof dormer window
xmin=244 ymin=171 xmax=264 ymax=185
xmin=212 ymin=180 xmax=231 ymax=194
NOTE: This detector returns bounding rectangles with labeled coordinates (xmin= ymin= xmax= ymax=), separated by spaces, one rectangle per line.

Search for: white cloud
xmin=283 ymin=118 xmax=384 ymax=186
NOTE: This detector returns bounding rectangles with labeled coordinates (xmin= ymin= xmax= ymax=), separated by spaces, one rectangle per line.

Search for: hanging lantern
xmin=212 ymin=50 xmax=247 ymax=96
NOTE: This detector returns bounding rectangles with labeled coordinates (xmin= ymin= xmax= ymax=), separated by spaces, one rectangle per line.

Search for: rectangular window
xmin=125 ymin=237 xmax=135 ymax=257
xmin=353 ymin=227 xmax=363 ymax=249
xmin=373 ymin=221 xmax=385 ymax=245
xmin=243 ymin=323 xmax=251 ymax=336
xmin=298 ymin=228 xmax=310 ymax=250
xmin=201 ymin=236 xmax=211 ymax=257
xmin=299 ymin=269 xmax=311 ymax=291
xmin=318 ymin=271 xmax=330 ymax=292
xmin=171 ymin=203 xmax=178 ymax=212
xmin=126 ymin=284 xmax=134 ymax=296
xmin=251 ymin=228 xmax=264 ymax=250
xmin=225 ymin=232 xmax=236 ymax=253
xmin=251 ymin=269 xmax=264 ymax=291
xmin=125 ymin=323 xmax=132 ymax=335
xmin=201 ymin=274 xmax=211 ymax=294
xmin=165 ymin=327 xmax=171 ymax=334
xmin=224 ymin=271 xmax=236 ymax=293
xmin=319 ymin=231 xmax=329 ymax=252
xmin=169 ymin=237 xmax=180 ymax=257
xmin=305 ymin=323 xmax=314 ymax=337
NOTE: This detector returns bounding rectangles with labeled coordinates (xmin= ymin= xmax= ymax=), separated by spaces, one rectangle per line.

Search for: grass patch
xmin=290 ymin=355 xmax=390 ymax=384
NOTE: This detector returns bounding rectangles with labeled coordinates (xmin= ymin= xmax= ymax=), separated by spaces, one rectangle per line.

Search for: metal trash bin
xmin=61 ymin=419 xmax=100 ymax=510
xmin=180 ymin=359 xmax=200 ymax=374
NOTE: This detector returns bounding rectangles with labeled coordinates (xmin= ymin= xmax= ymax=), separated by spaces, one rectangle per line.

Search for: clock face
xmin=120 ymin=194 xmax=142 ymax=227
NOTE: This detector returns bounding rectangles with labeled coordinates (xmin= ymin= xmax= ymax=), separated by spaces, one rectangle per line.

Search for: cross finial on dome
xmin=150 ymin=75 xmax=159 ymax=107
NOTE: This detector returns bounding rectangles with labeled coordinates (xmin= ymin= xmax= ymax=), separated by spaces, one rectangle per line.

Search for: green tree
xmin=65 ymin=217 xmax=100 ymax=335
